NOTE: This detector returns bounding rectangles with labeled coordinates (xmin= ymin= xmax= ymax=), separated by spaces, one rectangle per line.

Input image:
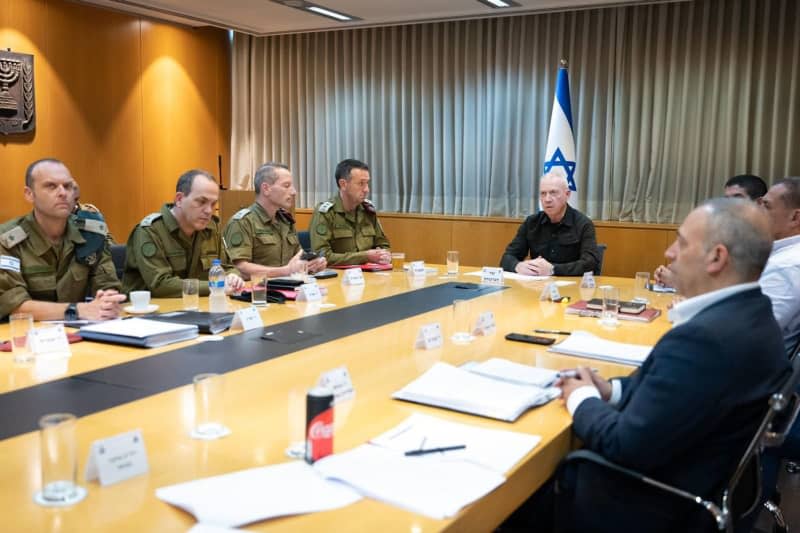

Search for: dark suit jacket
xmin=558 ymin=287 xmax=790 ymax=532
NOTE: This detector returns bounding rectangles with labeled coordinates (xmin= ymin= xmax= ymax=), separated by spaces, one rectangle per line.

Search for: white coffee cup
xmin=129 ymin=290 xmax=151 ymax=311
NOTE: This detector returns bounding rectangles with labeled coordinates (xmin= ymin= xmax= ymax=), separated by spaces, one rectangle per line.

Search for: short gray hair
xmin=540 ymin=171 xmax=569 ymax=190
xmin=772 ymin=177 xmax=800 ymax=210
xmin=701 ymin=197 xmax=772 ymax=281
xmin=254 ymin=162 xmax=289 ymax=195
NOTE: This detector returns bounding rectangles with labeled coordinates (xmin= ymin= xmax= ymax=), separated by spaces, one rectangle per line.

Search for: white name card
xmin=342 ymin=267 xmax=365 ymax=286
xmin=29 ymin=324 xmax=71 ymax=357
xmin=480 ymin=267 xmax=504 ymax=285
xmin=414 ymin=323 xmax=443 ymax=350
xmin=296 ymin=283 xmax=322 ymax=302
xmin=409 ymin=260 xmax=427 ymax=278
xmin=231 ymin=306 xmax=263 ymax=331
xmin=539 ymin=282 xmax=562 ymax=302
xmin=317 ymin=366 xmax=354 ymax=404
xmin=581 ymin=272 xmax=596 ymax=289
xmin=85 ymin=429 xmax=149 ymax=486
xmin=472 ymin=311 xmax=497 ymax=336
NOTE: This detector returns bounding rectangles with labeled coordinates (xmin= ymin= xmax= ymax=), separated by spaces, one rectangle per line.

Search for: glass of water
xmin=600 ymin=286 xmax=620 ymax=327
xmin=182 ymin=278 xmax=200 ymax=311
xmin=446 ymin=251 xmax=460 ymax=276
xmin=251 ymin=275 xmax=268 ymax=307
xmin=34 ymin=413 xmax=87 ymax=507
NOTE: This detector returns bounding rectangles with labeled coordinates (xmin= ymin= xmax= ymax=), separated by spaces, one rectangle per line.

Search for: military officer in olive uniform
xmin=224 ymin=162 xmax=327 ymax=278
xmin=309 ymin=159 xmax=391 ymax=266
xmin=122 ymin=169 xmax=245 ymax=297
xmin=0 ymin=158 xmax=125 ymax=321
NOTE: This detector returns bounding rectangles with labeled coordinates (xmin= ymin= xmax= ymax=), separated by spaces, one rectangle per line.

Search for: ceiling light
xmin=306 ymin=5 xmax=352 ymax=21
xmin=270 ymin=0 xmax=360 ymax=22
xmin=476 ymin=0 xmax=520 ymax=7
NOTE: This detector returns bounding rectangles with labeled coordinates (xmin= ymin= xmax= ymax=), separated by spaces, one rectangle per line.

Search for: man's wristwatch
xmin=64 ymin=303 xmax=79 ymax=321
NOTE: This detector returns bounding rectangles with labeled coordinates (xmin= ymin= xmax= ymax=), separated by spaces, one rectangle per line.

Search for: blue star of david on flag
xmin=543 ymin=62 xmax=578 ymax=204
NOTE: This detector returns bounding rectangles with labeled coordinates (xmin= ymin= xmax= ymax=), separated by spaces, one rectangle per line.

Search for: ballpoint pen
xmin=535 ymin=329 xmax=571 ymax=335
xmin=404 ymin=445 xmax=466 ymax=456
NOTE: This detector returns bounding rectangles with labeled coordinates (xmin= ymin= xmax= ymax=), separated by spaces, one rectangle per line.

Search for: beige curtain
xmin=231 ymin=0 xmax=799 ymax=223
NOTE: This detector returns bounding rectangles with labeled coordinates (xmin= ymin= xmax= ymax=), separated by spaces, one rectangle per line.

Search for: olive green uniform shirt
xmin=309 ymin=195 xmax=390 ymax=265
xmin=122 ymin=204 xmax=233 ymax=298
xmin=0 ymin=212 xmax=121 ymax=319
xmin=223 ymin=202 xmax=300 ymax=267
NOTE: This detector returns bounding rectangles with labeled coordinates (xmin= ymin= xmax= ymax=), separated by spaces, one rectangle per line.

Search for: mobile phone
xmin=504 ymin=332 xmax=556 ymax=346
xmin=301 ymin=250 xmax=319 ymax=261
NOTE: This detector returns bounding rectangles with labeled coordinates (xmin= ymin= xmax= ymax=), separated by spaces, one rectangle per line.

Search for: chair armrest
xmin=564 ymin=450 xmax=727 ymax=530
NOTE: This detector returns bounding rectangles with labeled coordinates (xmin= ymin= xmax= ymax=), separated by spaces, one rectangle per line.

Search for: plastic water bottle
xmin=208 ymin=259 xmax=227 ymax=313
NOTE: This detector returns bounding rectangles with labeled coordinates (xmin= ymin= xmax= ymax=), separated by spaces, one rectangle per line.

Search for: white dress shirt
xmin=759 ymin=234 xmax=800 ymax=354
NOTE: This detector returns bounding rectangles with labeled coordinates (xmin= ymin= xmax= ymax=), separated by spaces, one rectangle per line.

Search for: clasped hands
xmin=515 ymin=256 xmax=553 ymax=276
xmin=556 ymin=366 xmax=612 ymax=403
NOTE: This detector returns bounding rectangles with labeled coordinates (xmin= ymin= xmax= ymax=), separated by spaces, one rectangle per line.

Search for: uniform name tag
xmin=231 ymin=306 xmax=263 ymax=331
xmin=342 ymin=268 xmax=365 ymax=286
xmin=85 ymin=429 xmax=149 ymax=486
xmin=472 ymin=311 xmax=497 ymax=336
xmin=0 ymin=255 xmax=20 ymax=273
xmin=414 ymin=322 xmax=443 ymax=350
xmin=297 ymin=283 xmax=322 ymax=302
xmin=318 ymin=366 xmax=354 ymax=404
xmin=409 ymin=260 xmax=426 ymax=278
xmin=29 ymin=325 xmax=71 ymax=357
xmin=480 ymin=267 xmax=504 ymax=285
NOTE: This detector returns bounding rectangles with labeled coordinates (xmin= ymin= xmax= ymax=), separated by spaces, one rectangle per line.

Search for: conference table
xmin=0 ymin=268 xmax=675 ymax=532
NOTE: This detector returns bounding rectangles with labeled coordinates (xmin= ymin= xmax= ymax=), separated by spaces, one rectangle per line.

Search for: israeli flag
xmin=543 ymin=62 xmax=577 ymax=206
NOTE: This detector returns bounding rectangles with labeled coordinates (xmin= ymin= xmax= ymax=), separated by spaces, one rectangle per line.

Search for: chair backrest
xmin=110 ymin=244 xmax=126 ymax=281
xmin=595 ymin=243 xmax=607 ymax=275
xmin=762 ymin=341 xmax=800 ymax=448
xmin=723 ymin=351 xmax=800 ymax=524
xmin=298 ymin=230 xmax=311 ymax=251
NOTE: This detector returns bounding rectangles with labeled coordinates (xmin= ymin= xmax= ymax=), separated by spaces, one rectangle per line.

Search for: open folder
xmin=392 ymin=362 xmax=560 ymax=422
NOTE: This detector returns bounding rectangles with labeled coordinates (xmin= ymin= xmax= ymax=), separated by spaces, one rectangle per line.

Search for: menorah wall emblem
xmin=0 ymin=50 xmax=35 ymax=135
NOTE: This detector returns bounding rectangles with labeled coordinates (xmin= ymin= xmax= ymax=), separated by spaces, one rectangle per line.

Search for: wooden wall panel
xmin=1 ymin=0 xmax=230 ymax=241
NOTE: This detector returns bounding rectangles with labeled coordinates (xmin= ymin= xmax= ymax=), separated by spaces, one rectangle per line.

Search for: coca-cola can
xmin=305 ymin=386 xmax=334 ymax=463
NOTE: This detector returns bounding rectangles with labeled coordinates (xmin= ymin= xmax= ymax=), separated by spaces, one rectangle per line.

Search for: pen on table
xmin=534 ymin=329 xmax=571 ymax=335
xmin=404 ymin=445 xmax=466 ymax=457
xmin=557 ymin=368 xmax=600 ymax=379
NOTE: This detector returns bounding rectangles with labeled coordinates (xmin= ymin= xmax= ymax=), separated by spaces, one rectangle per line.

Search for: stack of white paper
xmin=468 ymin=358 xmax=560 ymax=388
xmin=155 ymin=461 xmax=362 ymax=527
xmin=465 ymin=270 xmax=550 ymax=281
xmin=314 ymin=444 xmax=504 ymax=520
xmin=547 ymin=330 xmax=652 ymax=366
xmin=392 ymin=362 xmax=559 ymax=422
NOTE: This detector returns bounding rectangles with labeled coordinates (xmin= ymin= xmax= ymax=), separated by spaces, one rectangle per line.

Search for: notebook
xmin=142 ymin=311 xmax=234 ymax=334
xmin=79 ymin=318 xmax=199 ymax=348
xmin=392 ymin=362 xmax=560 ymax=422
xmin=547 ymin=330 xmax=652 ymax=366
xmin=565 ymin=300 xmax=662 ymax=323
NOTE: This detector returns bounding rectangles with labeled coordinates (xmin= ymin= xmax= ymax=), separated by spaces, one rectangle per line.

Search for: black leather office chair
xmin=595 ymin=243 xmax=607 ymax=275
xmin=298 ymin=230 xmax=311 ymax=252
xmin=110 ymin=244 xmax=126 ymax=281
xmin=554 ymin=351 xmax=800 ymax=533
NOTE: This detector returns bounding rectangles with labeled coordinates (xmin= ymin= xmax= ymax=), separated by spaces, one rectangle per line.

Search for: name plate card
xmin=85 ymin=429 xmax=149 ymax=486
xmin=342 ymin=268 xmax=365 ymax=286
xmin=409 ymin=261 xmax=427 ymax=278
xmin=539 ymin=282 xmax=562 ymax=302
xmin=231 ymin=306 xmax=264 ymax=331
xmin=472 ymin=311 xmax=497 ymax=336
xmin=414 ymin=323 xmax=443 ymax=350
xmin=29 ymin=324 xmax=70 ymax=357
xmin=296 ymin=283 xmax=322 ymax=302
xmin=480 ymin=267 xmax=504 ymax=285
xmin=318 ymin=366 xmax=354 ymax=404
xmin=581 ymin=272 xmax=596 ymax=289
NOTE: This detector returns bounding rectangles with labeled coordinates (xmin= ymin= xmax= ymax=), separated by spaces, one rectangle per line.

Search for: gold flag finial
xmin=560 ymin=58 xmax=568 ymax=67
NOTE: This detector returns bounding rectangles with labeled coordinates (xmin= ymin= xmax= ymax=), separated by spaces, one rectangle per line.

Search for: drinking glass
xmin=191 ymin=373 xmax=229 ymax=440
xmin=182 ymin=278 xmax=200 ymax=311
xmin=34 ymin=413 xmax=86 ymax=507
xmin=446 ymin=251 xmax=459 ymax=276
xmin=10 ymin=312 xmax=34 ymax=363
xmin=600 ymin=286 xmax=620 ymax=327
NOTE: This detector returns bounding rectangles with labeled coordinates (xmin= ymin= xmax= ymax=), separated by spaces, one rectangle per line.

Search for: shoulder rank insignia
xmin=276 ymin=209 xmax=295 ymax=224
xmin=0 ymin=225 xmax=28 ymax=248
xmin=232 ymin=208 xmax=251 ymax=220
xmin=140 ymin=212 xmax=162 ymax=227
xmin=318 ymin=201 xmax=334 ymax=213
xmin=361 ymin=199 xmax=376 ymax=214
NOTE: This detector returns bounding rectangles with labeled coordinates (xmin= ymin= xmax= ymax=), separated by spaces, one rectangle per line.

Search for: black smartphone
xmin=504 ymin=332 xmax=556 ymax=345
xmin=301 ymin=250 xmax=319 ymax=261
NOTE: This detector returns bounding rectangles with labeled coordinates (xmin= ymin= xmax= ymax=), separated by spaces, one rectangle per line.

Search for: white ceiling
xmin=76 ymin=0 xmax=674 ymax=36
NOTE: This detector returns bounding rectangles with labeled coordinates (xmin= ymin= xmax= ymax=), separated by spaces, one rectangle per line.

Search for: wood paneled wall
xmin=219 ymin=193 xmax=676 ymax=279
xmin=0 ymin=0 xmax=230 ymax=240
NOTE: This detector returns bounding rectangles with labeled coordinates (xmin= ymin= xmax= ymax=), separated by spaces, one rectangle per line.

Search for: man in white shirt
xmin=760 ymin=177 xmax=800 ymax=354
xmin=547 ymin=198 xmax=789 ymax=532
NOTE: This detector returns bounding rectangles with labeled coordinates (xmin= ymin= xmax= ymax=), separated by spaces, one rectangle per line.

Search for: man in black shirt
xmin=500 ymin=172 xmax=600 ymax=276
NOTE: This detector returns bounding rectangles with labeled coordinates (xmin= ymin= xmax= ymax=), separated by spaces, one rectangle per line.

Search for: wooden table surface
xmin=0 ymin=269 xmax=675 ymax=533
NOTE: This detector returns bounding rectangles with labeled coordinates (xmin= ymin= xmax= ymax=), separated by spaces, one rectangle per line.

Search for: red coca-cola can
xmin=305 ymin=386 xmax=334 ymax=463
